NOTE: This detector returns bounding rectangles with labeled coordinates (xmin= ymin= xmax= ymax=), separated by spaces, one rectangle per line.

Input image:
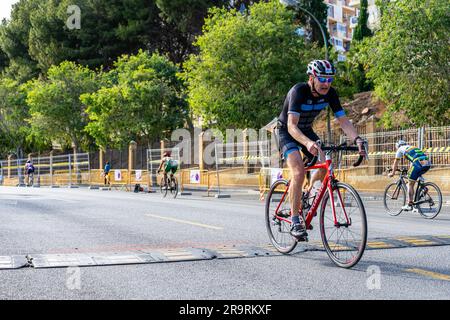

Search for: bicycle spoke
xmin=416 ymin=182 xmax=442 ymax=219
xmin=320 ymin=183 xmax=367 ymax=268
xmin=384 ymin=182 xmax=405 ymax=216
xmin=265 ymin=180 xmax=297 ymax=254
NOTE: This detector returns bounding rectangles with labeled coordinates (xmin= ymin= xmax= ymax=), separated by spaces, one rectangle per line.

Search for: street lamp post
xmin=279 ymin=0 xmax=332 ymax=143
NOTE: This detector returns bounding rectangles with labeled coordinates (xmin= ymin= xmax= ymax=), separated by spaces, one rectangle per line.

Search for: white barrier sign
xmin=135 ymin=170 xmax=142 ymax=181
xmin=271 ymin=168 xmax=283 ymax=185
xmin=114 ymin=170 xmax=122 ymax=181
xmin=190 ymin=170 xmax=201 ymax=184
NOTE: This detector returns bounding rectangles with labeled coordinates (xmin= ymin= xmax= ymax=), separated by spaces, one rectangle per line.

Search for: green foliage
xmin=0 ymin=77 xmax=42 ymax=157
xmin=183 ymin=0 xmax=320 ymax=131
xmin=25 ymin=0 xmax=163 ymax=72
xmin=336 ymin=0 xmax=372 ymax=97
xmin=0 ymin=0 xmax=236 ymax=75
xmin=82 ymin=50 xmax=187 ymax=149
xmin=155 ymin=0 xmax=226 ymax=34
xmin=353 ymin=0 xmax=372 ymax=41
xmin=0 ymin=0 xmax=40 ymax=82
xmin=295 ymin=0 xmax=329 ymax=47
xmin=26 ymin=61 xmax=100 ymax=150
xmin=360 ymin=0 xmax=450 ymax=127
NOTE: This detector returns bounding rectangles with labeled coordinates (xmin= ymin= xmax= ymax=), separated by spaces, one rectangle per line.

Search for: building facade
xmin=324 ymin=0 xmax=380 ymax=61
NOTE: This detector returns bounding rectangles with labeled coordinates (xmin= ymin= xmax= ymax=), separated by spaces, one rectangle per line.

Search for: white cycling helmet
xmin=307 ymin=60 xmax=336 ymax=77
xmin=396 ymin=140 xmax=407 ymax=149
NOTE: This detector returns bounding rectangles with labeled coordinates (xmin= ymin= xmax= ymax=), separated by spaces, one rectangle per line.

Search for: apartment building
xmin=324 ymin=0 xmax=380 ymax=61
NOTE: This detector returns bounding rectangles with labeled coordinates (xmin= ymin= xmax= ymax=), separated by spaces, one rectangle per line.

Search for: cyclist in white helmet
xmin=388 ymin=140 xmax=431 ymax=211
xmin=277 ymin=59 xmax=367 ymax=240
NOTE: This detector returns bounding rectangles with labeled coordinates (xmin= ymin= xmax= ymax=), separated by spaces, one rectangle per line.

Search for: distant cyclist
xmin=158 ymin=151 xmax=178 ymax=182
xmin=388 ymin=140 xmax=431 ymax=211
xmin=278 ymin=60 xmax=366 ymax=240
xmin=24 ymin=160 xmax=35 ymax=186
xmin=103 ymin=161 xmax=111 ymax=185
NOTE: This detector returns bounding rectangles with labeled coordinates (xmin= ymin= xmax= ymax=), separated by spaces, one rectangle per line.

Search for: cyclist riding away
xmin=158 ymin=151 xmax=178 ymax=184
xmin=103 ymin=161 xmax=111 ymax=185
xmin=388 ymin=140 xmax=431 ymax=211
xmin=278 ymin=60 xmax=367 ymax=240
xmin=24 ymin=160 xmax=35 ymax=186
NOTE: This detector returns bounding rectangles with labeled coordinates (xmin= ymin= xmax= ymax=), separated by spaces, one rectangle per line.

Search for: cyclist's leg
xmin=163 ymin=171 xmax=168 ymax=185
xmin=286 ymin=149 xmax=305 ymax=221
xmin=171 ymin=167 xmax=177 ymax=178
xmin=279 ymin=129 xmax=307 ymax=230
xmin=407 ymin=164 xmax=421 ymax=204
xmin=299 ymin=130 xmax=325 ymax=193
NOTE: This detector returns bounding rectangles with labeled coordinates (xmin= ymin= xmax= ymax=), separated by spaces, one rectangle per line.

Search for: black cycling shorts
xmin=278 ymin=127 xmax=320 ymax=161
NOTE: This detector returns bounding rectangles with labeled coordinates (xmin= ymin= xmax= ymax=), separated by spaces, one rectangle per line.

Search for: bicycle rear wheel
xmin=265 ymin=179 xmax=297 ymax=254
xmin=383 ymin=182 xmax=406 ymax=216
xmin=416 ymin=182 xmax=442 ymax=219
xmin=320 ymin=182 xmax=367 ymax=268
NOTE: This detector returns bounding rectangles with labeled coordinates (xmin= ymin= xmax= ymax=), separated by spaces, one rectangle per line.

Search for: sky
xmin=0 ymin=0 xmax=20 ymax=21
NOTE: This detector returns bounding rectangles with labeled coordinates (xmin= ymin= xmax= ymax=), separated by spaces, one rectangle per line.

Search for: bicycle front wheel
xmin=383 ymin=182 xmax=406 ymax=216
xmin=265 ymin=179 xmax=297 ymax=254
xmin=320 ymin=182 xmax=367 ymax=268
xmin=160 ymin=177 xmax=168 ymax=198
xmin=416 ymin=182 xmax=442 ymax=219
xmin=170 ymin=176 xmax=178 ymax=198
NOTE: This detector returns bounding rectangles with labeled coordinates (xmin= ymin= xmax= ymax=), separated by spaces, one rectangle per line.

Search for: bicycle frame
xmin=274 ymin=155 xmax=350 ymax=229
xmin=391 ymin=171 xmax=428 ymax=206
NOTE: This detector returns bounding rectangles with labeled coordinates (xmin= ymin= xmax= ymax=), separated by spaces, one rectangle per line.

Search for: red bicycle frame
xmin=274 ymin=157 xmax=351 ymax=228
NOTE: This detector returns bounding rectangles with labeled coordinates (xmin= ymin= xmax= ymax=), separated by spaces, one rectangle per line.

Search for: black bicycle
xmin=159 ymin=172 xmax=178 ymax=198
xmin=383 ymin=168 xmax=442 ymax=219
xmin=26 ymin=172 xmax=34 ymax=187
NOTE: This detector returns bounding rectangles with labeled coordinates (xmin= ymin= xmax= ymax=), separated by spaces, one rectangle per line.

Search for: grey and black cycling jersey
xmin=278 ymin=83 xmax=346 ymax=130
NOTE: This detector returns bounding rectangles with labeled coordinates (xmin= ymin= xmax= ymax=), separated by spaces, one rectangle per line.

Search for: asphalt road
xmin=0 ymin=186 xmax=449 ymax=300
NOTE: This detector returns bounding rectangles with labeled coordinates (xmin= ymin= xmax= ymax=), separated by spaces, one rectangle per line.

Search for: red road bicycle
xmin=265 ymin=142 xmax=368 ymax=268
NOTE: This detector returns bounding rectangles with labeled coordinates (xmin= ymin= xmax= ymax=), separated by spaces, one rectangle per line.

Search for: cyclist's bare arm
xmin=157 ymin=160 xmax=165 ymax=173
xmin=390 ymin=158 xmax=400 ymax=176
xmin=287 ymin=114 xmax=320 ymax=155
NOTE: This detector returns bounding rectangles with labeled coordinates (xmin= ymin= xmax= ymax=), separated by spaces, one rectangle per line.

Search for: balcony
xmin=348 ymin=0 xmax=360 ymax=6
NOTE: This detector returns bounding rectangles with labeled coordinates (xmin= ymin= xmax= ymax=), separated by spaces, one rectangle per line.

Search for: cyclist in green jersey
xmin=388 ymin=140 xmax=431 ymax=211
xmin=158 ymin=151 xmax=178 ymax=180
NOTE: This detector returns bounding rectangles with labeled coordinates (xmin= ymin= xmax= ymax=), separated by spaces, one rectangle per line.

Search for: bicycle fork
xmin=328 ymin=182 xmax=351 ymax=228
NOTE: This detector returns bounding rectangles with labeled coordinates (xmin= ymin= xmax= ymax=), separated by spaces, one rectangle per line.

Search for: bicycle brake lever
xmin=352 ymin=155 xmax=364 ymax=167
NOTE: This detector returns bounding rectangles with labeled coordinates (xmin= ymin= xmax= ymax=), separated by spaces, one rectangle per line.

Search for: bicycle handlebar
xmin=304 ymin=142 xmax=367 ymax=168
xmin=386 ymin=167 xmax=408 ymax=174
xmin=305 ymin=156 xmax=318 ymax=168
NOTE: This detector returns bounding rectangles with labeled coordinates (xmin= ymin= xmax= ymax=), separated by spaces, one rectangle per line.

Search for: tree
xmin=26 ymin=0 xmax=163 ymax=71
xmin=82 ymin=50 xmax=188 ymax=149
xmin=360 ymin=0 xmax=449 ymax=127
xmin=0 ymin=78 xmax=41 ymax=158
xmin=0 ymin=47 xmax=8 ymax=74
xmin=183 ymin=0 xmax=320 ymax=131
xmin=295 ymin=0 xmax=329 ymax=47
xmin=352 ymin=0 xmax=372 ymax=41
xmin=334 ymin=0 xmax=372 ymax=96
xmin=26 ymin=61 xmax=100 ymax=151
xmin=0 ymin=0 xmax=40 ymax=82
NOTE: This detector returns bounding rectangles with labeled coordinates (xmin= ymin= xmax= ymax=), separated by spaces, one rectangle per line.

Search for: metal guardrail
xmin=0 ymin=153 xmax=90 ymax=187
